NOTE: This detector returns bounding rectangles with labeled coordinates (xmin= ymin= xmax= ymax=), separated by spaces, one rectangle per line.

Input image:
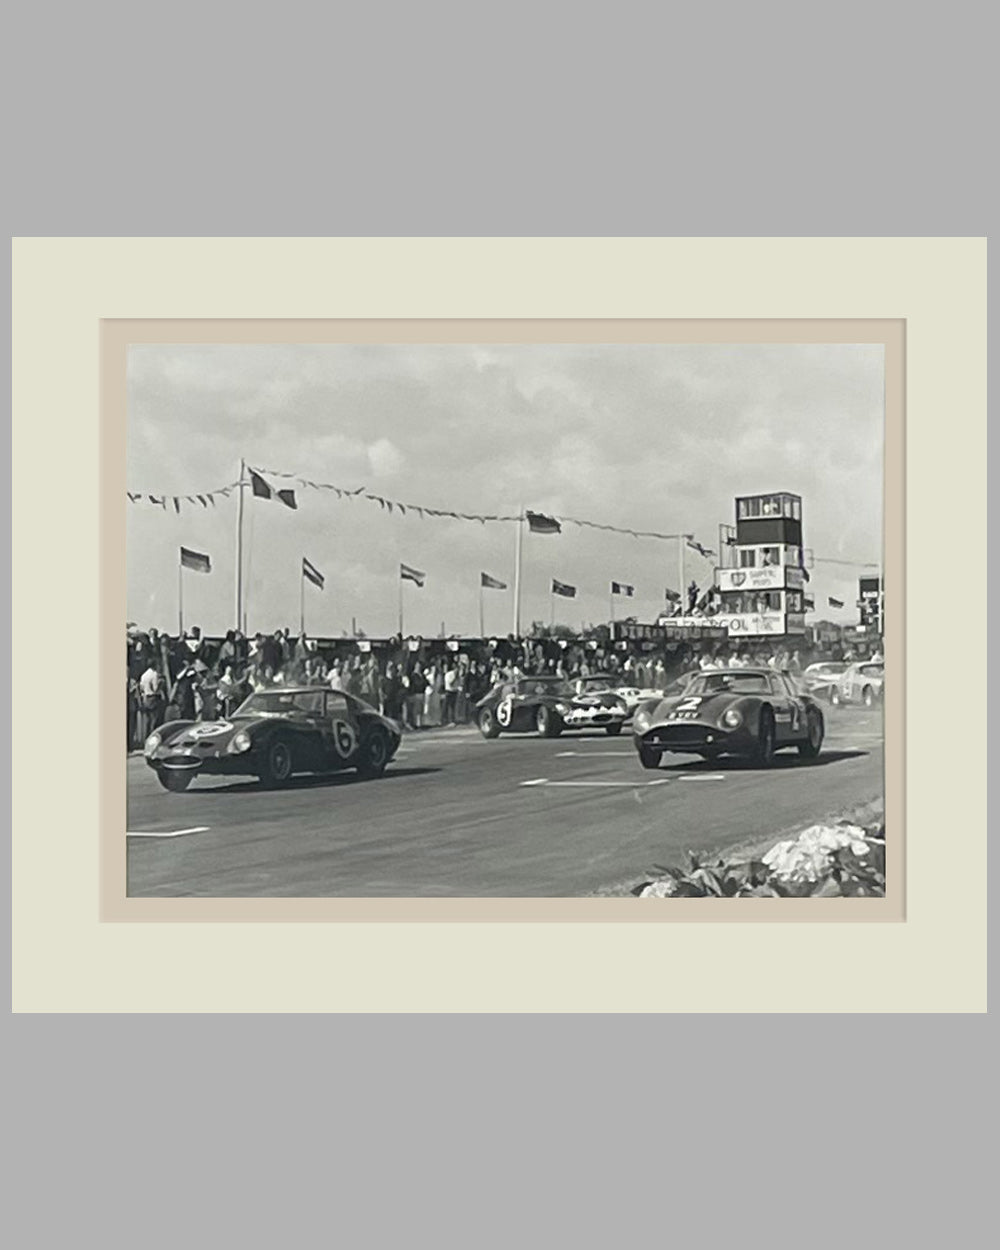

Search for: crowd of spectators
xmin=126 ymin=623 xmax=877 ymax=751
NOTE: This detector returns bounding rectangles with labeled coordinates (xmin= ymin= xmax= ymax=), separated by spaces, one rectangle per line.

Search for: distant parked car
xmin=831 ymin=662 xmax=884 ymax=708
xmin=800 ymin=661 xmax=848 ymax=701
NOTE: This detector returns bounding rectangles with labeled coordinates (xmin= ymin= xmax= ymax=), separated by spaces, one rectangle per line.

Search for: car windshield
xmin=807 ymin=663 xmax=846 ymax=676
xmin=516 ymin=677 xmax=575 ymax=697
xmin=235 ymin=690 xmax=326 ymax=716
xmin=578 ymin=677 xmax=616 ymax=691
xmin=687 ymin=672 xmax=771 ymax=695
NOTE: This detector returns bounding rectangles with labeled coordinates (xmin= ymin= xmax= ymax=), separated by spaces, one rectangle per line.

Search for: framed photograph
xmin=11 ymin=238 xmax=987 ymax=1011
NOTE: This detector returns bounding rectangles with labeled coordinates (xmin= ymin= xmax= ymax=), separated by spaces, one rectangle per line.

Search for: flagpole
xmin=609 ymin=587 xmax=615 ymax=629
xmin=550 ymin=587 xmax=554 ymax=630
xmin=678 ymin=535 xmax=686 ymax=611
xmin=479 ymin=583 xmax=484 ymax=638
xmin=513 ymin=507 xmax=524 ymax=637
xmin=235 ymin=457 xmax=246 ymax=631
xmin=300 ymin=566 xmax=305 ymax=636
xmin=178 ymin=551 xmax=184 ymax=636
xmin=398 ymin=573 xmax=404 ymax=638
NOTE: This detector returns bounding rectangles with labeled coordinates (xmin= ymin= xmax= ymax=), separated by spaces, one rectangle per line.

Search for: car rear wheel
xmin=754 ymin=707 xmax=776 ymax=767
xmin=536 ymin=706 xmax=562 ymax=737
xmin=259 ymin=738 xmax=294 ymax=788
xmin=157 ymin=769 xmax=192 ymax=793
xmin=830 ymin=688 xmax=841 ymax=706
xmin=638 ymin=745 xmax=660 ymax=770
xmin=798 ymin=709 xmax=824 ymax=759
xmin=605 ymin=723 xmax=623 ymax=736
xmin=863 ymin=685 xmax=876 ymax=708
xmin=357 ymin=729 xmax=389 ymax=778
xmin=478 ymin=708 xmax=501 ymax=739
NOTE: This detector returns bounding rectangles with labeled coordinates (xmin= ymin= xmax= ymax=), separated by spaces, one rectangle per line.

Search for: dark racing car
xmin=631 ymin=668 xmax=824 ymax=769
xmin=144 ymin=686 xmax=402 ymax=791
xmin=476 ymin=675 xmax=628 ymax=738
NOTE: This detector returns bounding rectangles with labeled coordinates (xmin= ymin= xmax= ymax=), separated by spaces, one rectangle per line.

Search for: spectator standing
xmin=442 ymin=664 xmax=459 ymax=725
xmin=382 ymin=662 xmax=404 ymax=722
xmin=138 ymin=660 xmax=165 ymax=741
xmin=407 ymin=663 xmax=427 ymax=729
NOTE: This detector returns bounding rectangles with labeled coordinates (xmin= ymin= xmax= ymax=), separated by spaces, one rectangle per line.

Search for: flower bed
xmin=634 ymin=822 xmax=886 ymax=898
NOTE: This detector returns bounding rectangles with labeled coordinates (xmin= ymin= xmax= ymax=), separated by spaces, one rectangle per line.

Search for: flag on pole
xmin=180 ymin=546 xmax=211 ymax=574
xmin=664 ymin=588 xmax=681 ymax=602
xmin=828 ymin=596 xmax=844 ymax=608
xmin=611 ymin=581 xmax=634 ymax=597
xmin=249 ymin=468 xmax=297 ymax=510
xmin=686 ymin=538 xmax=714 ymax=558
xmin=302 ymin=557 xmax=325 ymax=589
xmin=526 ymin=511 xmax=561 ymax=534
xmin=400 ymin=563 xmax=426 ymax=587
xmin=551 ymin=579 xmax=576 ymax=598
xmin=481 ymin=572 xmax=507 ymax=589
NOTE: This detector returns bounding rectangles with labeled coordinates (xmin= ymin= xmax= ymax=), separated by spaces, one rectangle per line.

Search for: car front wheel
xmin=536 ymin=706 xmax=562 ymax=737
xmin=357 ymin=730 xmax=389 ymax=778
xmin=157 ymin=768 xmax=192 ymax=793
xmin=638 ymin=745 xmax=660 ymax=770
xmin=259 ymin=738 xmax=294 ymax=788
xmin=478 ymin=708 xmax=501 ymax=739
xmin=754 ymin=708 xmax=777 ymax=767
xmin=798 ymin=709 xmax=824 ymax=759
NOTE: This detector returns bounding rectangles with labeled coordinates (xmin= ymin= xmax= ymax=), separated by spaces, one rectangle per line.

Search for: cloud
xmin=367 ymin=437 xmax=404 ymax=477
xmin=127 ymin=342 xmax=883 ymax=635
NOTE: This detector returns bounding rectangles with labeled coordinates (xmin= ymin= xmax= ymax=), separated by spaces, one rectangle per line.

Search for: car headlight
xmin=633 ymin=709 xmax=651 ymax=734
xmin=229 ymin=730 xmax=252 ymax=754
xmin=554 ymin=702 xmax=570 ymax=715
xmin=722 ymin=708 xmax=742 ymax=728
xmin=144 ymin=732 xmax=161 ymax=755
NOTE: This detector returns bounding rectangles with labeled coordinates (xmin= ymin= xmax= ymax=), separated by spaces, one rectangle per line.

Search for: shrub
xmin=634 ymin=823 xmax=885 ymax=898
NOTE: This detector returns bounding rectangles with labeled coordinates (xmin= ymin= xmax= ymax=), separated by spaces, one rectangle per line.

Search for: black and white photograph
xmin=126 ymin=338 xmax=886 ymax=899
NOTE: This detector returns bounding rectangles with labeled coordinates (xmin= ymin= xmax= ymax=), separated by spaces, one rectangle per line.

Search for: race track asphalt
xmin=126 ymin=705 xmax=884 ymax=897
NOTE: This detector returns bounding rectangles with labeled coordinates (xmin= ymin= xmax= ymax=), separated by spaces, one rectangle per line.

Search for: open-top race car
xmin=476 ymin=676 xmax=629 ymax=738
xmin=573 ymin=673 xmax=664 ymax=717
xmin=144 ymin=687 xmax=402 ymax=791
xmin=631 ymin=668 xmax=824 ymax=769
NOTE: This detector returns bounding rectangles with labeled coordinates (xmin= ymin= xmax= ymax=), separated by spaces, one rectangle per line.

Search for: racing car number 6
xmin=334 ymin=720 xmax=356 ymax=757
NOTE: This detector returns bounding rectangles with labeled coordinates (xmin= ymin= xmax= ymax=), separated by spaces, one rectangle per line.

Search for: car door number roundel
xmin=333 ymin=719 xmax=356 ymax=758
xmin=496 ymin=697 xmax=514 ymax=727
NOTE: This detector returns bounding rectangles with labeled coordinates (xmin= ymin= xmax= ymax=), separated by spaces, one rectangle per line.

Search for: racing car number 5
xmin=496 ymin=697 xmax=514 ymax=727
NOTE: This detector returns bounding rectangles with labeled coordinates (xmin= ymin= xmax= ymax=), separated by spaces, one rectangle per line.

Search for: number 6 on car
xmin=333 ymin=719 xmax=357 ymax=758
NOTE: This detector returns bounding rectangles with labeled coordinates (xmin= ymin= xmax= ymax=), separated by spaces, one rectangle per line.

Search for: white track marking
xmin=555 ymin=750 xmax=633 ymax=758
xmin=520 ymin=779 xmax=670 ymax=789
xmin=677 ymin=774 xmax=726 ymax=782
xmin=127 ymin=826 xmax=210 ymax=838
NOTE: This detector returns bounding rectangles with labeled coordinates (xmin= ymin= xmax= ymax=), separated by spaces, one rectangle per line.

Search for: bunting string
xmin=125 ymin=465 xmax=878 ymax=567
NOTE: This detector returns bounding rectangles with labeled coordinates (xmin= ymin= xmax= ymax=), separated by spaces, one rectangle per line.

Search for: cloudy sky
xmin=126 ymin=342 xmax=883 ymax=638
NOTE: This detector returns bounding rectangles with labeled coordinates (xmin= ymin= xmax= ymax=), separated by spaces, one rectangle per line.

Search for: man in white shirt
xmin=442 ymin=664 xmax=460 ymax=725
xmin=138 ymin=662 xmax=164 ymax=739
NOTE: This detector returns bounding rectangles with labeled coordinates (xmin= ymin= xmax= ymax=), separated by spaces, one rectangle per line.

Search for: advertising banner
xmin=718 ymin=565 xmax=803 ymax=591
xmin=658 ymin=613 xmax=790 ymax=636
